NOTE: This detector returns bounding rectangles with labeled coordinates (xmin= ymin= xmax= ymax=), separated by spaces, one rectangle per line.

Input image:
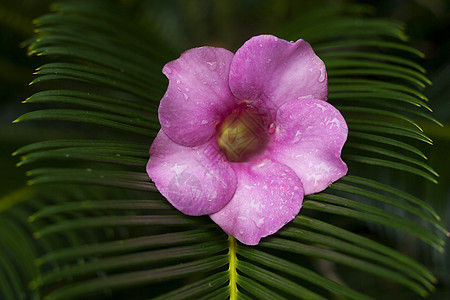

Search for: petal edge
xmin=268 ymin=98 xmax=348 ymax=195
xmin=210 ymin=159 xmax=304 ymax=245
xmin=229 ymin=35 xmax=328 ymax=110
xmin=147 ymin=131 xmax=237 ymax=215
xmin=159 ymin=46 xmax=237 ymax=147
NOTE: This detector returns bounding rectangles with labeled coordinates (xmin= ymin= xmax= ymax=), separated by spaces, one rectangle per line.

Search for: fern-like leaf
xmin=1 ymin=1 xmax=447 ymax=300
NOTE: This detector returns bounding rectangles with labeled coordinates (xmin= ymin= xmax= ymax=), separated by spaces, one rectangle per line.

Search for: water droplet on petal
xmin=255 ymin=217 xmax=265 ymax=228
xmin=206 ymin=61 xmax=217 ymax=71
xmin=266 ymin=58 xmax=272 ymax=64
xmin=201 ymin=119 xmax=208 ymax=125
xmin=268 ymin=122 xmax=276 ymax=134
xmin=318 ymin=69 xmax=327 ymax=83
xmin=183 ymin=93 xmax=189 ymax=100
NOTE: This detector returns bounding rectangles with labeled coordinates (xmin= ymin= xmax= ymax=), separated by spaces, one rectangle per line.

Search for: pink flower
xmin=147 ymin=35 xmax=348 ymax=245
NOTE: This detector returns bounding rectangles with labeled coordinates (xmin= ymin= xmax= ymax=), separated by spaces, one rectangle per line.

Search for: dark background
xmin=0 ymin=0 xmax=448 ymax=298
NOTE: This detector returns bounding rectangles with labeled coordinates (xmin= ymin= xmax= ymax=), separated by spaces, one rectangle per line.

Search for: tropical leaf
xmin=1 ymin=1 xmax=447 ymax=300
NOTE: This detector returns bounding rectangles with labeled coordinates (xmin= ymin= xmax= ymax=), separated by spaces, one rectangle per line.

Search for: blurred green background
xmin=0 ymin=0 xmax=448 ymax=298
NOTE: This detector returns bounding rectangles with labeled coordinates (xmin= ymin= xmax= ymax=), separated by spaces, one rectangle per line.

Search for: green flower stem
xmin=228 ymin=236 xmax=238 ymax=300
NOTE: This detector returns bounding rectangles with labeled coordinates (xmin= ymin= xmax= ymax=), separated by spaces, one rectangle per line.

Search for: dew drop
xmin=206 ymin=61 xmax=217 ymax=71
xmin=255 ymin=217 xmax=265 ymax=228
xmin=201 ymin=119 xmax=208 ymax=125
xmin=266 ymin=58 xmax=272 ymax=64
xmin=268 ymin=122 xmax=276 ymax=134
xmin=183 ymin=93 xmax=189 ymax=100
xmin=318 ymin=69 xmax=327 ymax=83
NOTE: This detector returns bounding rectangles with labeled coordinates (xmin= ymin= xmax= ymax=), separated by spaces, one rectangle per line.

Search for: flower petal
xmin=210 ymin=159 xmax=304 ymax=245
xmin=147 ymin=130 xmax=237 ymax=215
xmin=229 ymin=35 xmax=328 ymax=110
xmin=159 ymin=46 xmax=237 ymax=147
xmin=268 ymin=98 xmax=348 ymax=195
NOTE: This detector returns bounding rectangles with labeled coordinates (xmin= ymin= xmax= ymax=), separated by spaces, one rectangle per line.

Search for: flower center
xmin=216 ymin=104 xmax=270 ymax=163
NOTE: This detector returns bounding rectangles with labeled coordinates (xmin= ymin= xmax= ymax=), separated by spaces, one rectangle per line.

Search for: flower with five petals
xmin=147 ymin=35 xmax=348 ymax=245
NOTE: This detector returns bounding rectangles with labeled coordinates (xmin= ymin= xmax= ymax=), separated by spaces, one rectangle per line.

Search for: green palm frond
xmin=2 ymin=1 xmax=447 ymax=299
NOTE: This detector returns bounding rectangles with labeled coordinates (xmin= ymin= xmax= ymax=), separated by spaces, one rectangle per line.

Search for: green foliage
xmin=1 ymin=0 xmax=447 ymax=299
